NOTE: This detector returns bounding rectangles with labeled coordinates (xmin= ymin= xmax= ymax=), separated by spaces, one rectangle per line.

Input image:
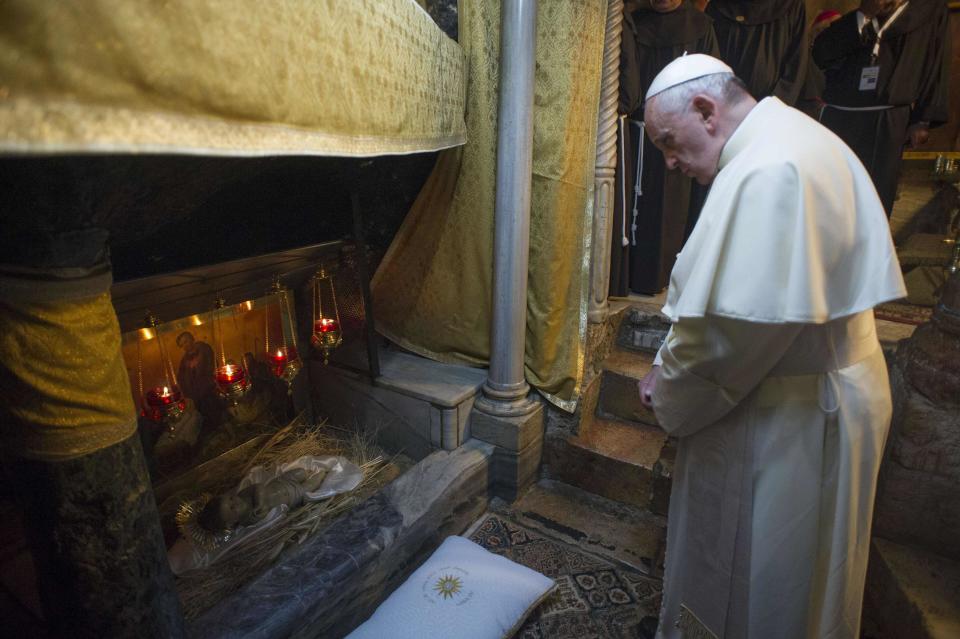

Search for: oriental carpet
xmin=875 ymin=301 xmax=934 ymax=326
xmin=469 ymin=513 xmax=661 ymax=639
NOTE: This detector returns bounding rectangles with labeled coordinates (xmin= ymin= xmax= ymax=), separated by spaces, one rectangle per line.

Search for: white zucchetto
xmin=645 ymin=53 xmax=735 ymax=101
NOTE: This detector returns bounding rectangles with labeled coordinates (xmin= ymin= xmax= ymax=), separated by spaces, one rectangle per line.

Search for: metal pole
xmin=476 ymin=0 xmax=539 ymax=418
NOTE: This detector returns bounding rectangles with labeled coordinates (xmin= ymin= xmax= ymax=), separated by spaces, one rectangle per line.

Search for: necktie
xmin=861 ymin=19 xmax=878 ymax=47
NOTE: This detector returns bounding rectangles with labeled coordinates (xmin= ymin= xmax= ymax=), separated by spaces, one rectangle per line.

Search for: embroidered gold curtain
xmin=372 ymin=0 xmax=607 ymax=411
xmin=0 ymin=0 xmax=465 ymax=156
xmin=0 ymin=0 xmax=466 ymax=461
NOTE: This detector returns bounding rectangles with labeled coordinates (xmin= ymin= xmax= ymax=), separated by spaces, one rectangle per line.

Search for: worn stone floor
xmin=863 ymin=536 xmax=960 ymax=639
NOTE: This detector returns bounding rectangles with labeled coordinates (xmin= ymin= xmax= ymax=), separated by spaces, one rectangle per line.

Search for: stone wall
xmin=874 ymin=271 xmax=960 ymax=561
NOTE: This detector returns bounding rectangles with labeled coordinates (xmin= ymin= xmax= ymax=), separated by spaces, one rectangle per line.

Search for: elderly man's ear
xmin=692 ymin=95 xmax=717 ymax=129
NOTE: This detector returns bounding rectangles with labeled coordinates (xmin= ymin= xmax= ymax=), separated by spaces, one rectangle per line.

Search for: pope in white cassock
xmin=636 ymin=55 xmax=907 ymax=639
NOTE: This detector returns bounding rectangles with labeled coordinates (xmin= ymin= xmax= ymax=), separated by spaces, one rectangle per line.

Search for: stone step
xmin=863 ymin=538 xmax=960 ymax=639
xmin=597 ymin=304 xmax=670 ymax=428
xmin=597 ymin=348 xmax=659 ymax=427
xmin=542 ymin=415 xmax=672 ymax=517
xmin=491 ymin=478 xmax=667 ymax=576
xmin=545 ymin=369 xmax=602 ymax=437
xmin=616 ymin=307 xmax=671 ymax=354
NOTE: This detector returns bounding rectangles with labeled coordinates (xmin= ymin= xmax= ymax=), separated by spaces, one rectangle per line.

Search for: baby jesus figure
xmin=197 ymin=467 xmax=328 ymax=535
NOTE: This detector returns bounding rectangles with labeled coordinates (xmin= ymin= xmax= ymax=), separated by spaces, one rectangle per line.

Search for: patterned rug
xmin=875 ymin=301 xmax=934 ymax=326
xmin=469 ymin=513 xmax=661 ymax=639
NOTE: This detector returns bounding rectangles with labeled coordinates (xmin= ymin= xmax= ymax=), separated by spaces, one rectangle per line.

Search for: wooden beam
xmin=111 ymin=241 xmax=343 ymax=333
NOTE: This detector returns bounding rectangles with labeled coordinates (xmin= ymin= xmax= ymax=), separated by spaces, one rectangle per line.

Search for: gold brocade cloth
xmin=0 ymin=292 xmax=137 ymax=461
xmin=372 ymin=0 xmax=607 ymax=411
xmin=0 ymin=0 xmax=465 ymax=156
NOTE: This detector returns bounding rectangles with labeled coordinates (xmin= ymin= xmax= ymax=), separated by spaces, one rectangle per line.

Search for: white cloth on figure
xmin=652 ymin=97 xmax=905 ymax=639
xmin=168 ymin=455 xmax=364 ymax=575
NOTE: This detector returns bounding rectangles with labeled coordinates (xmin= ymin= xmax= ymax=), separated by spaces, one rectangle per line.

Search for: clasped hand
xmin=638 ymin=365 xmax=661 ymax=410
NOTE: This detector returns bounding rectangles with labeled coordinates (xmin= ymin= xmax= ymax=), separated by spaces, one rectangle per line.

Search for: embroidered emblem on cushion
xmin=676 ymin=604 xmax=718 ymax=639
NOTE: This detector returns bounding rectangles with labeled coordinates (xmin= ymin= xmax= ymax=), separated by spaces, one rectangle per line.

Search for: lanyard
xmin=872 ymin=1 xmax=909 ymax=61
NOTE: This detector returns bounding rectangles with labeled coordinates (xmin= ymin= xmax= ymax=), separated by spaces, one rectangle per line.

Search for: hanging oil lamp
xmin=310 ymin=266 xmax=342 ymax=364
xmin=137 ymin=312 xmax=187 ymax=429
xmin=212 ymin=296 xmax=253 ymax=404
xmin=265 ymin=275 xmax=302 ymax=392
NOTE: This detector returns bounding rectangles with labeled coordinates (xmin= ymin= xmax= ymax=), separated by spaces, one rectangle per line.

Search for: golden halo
xmin=175 ymin=493 xmax=233 ymax=552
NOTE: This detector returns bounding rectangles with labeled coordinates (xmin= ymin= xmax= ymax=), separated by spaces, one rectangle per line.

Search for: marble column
xmin=588 ymin=0 xmax=623 ymax=324
xmin=8 ymin=435 xmax=186 ymax=638
xmin=0 ymin=221 xmax=184 ymax=638
xmin=475 ymin=0 xmax=539 ymax=421
xmin=874 ymin=269 xmax=960 ymax=560
xmin=472 ymin=0 xmax=544 ymax=501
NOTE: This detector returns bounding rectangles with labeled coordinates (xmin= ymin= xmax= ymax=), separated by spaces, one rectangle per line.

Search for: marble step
xmin=492 ymin=478 xmax=667 ymax=576
xmin=863 ymin=538 xmax=960 ymax=639
xmin=597 ymin=348 xmax=659 ymax=427
xmin=616 ymin=307 xmax=671 ymax=354
xmin=542 ymin=416 xmax=673 ymax=517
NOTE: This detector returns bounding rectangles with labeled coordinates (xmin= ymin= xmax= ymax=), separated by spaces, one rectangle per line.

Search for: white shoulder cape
xmin=663 ymin=98 xmax=906 ymax=324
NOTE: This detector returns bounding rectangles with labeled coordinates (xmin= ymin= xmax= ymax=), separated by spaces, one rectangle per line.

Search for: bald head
xmin=643 ymin=73 xmax=755 ymax=184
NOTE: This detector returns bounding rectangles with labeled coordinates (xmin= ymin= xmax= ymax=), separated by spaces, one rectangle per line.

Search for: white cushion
xmin=346 ymin=535 xmax=555 ymax=639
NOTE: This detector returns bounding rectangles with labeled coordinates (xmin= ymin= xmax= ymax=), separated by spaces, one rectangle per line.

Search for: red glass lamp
xmin=137 ymin=312 xmax=187 ymax=428
xmin=265 ymin=276 xmax=302 ymax=392
xmin=310 ymin=267 xmax=342 ymax=364
xmin=212 ymin=297 xmax=252 ymax=404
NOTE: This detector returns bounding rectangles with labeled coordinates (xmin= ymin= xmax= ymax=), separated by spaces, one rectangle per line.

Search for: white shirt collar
xmin=856 ymin=11 xmax=880 ymax=35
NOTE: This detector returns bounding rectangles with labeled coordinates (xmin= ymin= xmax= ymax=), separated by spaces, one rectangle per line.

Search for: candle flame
xmin=191 ymin=315 xmax=203 ymax=326
xmin=139 ymin=328 xmax=155 ymax=340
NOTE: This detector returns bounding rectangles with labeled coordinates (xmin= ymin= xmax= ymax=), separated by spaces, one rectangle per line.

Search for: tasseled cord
xmin=629 ymin=119 xmax=645 ymax=246
xmin=619 ymin=115 xmax=630 ymax=247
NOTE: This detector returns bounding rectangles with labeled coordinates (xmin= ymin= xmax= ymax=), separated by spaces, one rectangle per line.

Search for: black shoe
xmin=639 ymin=615 xmax=659 ymax=639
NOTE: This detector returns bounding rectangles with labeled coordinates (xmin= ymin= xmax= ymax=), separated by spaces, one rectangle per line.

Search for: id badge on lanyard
xmin=861 ymin=2 xmax=909 ymax=92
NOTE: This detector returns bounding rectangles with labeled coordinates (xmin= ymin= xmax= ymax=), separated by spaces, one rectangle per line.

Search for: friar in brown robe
xmin=610 ymin=0 xmax=719 ymax=297
xmin=813 ymin=0 xmax=951 ymax=217
xmin=706 ymin=0 xmax=810 ymax=105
